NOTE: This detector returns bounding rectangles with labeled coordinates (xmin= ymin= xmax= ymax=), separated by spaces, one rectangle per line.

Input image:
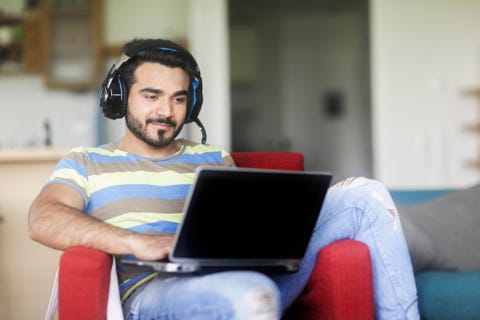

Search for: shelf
xmin=0 ymin=43 xmax=21 ymax=50
xmin=463 ymin=88 xmax=480 ymax=96
xmin=50 ymin=8 xmax=90 ymax=16
xmin=462 ymin=86 xmax=480 ymax=169
xmin=464 ymin=159 xmax=480 ymax=169
xmin=0 ymin=16 xmax=22 ymax=26
xmin=463 ymin=123 xmax=480 ymax=132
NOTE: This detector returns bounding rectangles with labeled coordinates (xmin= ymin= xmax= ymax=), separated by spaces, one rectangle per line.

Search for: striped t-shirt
xmin=45 ymin=139 xmax=235 ymax=300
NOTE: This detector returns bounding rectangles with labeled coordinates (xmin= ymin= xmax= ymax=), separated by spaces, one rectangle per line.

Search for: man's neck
xmin=115 ymin=136 xmax=183 ymax=159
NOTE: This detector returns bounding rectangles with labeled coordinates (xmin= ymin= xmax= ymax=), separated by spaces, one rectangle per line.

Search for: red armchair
xmin=57 ymin=152 xmax=374 ymax=319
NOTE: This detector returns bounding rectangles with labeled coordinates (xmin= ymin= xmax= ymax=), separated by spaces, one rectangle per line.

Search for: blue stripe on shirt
xmin=86 ymin=184 xmax=191 ymax=212
xmin=129 ymin=220 xmax=179 ymax=233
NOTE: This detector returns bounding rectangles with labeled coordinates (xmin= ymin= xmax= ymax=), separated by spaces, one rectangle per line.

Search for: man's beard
xmin=125 ymin=110 xmax=184 ymax=148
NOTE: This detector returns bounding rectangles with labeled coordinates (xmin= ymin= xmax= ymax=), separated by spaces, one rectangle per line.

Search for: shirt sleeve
xmin=43 ymin=147 xmax=90 ymax=209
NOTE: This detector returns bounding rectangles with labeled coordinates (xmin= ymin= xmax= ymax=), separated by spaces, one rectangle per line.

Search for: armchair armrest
xmin=58 ymin=247 xmax=112 ymax=320
xmin=292 ymin=239 xmax=374 ymax=319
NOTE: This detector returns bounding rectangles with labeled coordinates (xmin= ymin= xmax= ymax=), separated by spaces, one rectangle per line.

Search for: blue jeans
xmin=123 ymin=178 xmax=419 ymax=320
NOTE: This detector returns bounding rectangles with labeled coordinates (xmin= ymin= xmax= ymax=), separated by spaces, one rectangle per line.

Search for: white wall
xmin=0 ymin=0 xmax=22 ymax=14
xmin=187 ymin=0 xmax=231 ymax=149
xmin=103 ymin=0 xmax=188 ymax=46
xmin=371 ymin=0 xmax=480 ymax=189
xmin=0 ymin=75 xmax=98 ymax=148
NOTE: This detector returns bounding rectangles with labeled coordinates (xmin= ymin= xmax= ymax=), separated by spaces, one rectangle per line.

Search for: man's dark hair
xmin=118 ymin=38 xmax=200 ymax=92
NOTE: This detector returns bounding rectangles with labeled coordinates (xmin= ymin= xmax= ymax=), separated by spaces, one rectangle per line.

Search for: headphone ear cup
xmin=100 ymin=74 xmax=128 ymax=119
xmin=186 ymin=78 xmax=203 ymax=123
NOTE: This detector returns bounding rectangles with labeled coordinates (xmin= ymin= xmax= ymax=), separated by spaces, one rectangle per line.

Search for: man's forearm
xmin=28 ymin=200 xmax=135 ymax=254
xmin=29 ymin=182 xmax=173 ymax=261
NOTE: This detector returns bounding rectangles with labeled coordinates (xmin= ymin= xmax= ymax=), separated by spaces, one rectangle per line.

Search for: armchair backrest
xmin=230 ymin=152 xmax=304 ymax=171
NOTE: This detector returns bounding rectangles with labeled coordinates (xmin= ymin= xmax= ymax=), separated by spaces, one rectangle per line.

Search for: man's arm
xmin=28 ymin=183 xmax=173 ymax=261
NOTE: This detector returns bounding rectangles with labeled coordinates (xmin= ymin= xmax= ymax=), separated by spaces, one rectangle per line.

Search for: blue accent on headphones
xmin=117 ymin=77 xmax=123 ymax=97
xmin=188 ymin=79 xmax=199 ymax=120
xmin=138 ymin=47 xmax=178 ymax=55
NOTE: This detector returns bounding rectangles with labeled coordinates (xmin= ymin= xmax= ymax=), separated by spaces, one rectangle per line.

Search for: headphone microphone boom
xmin=99 ymin=39 xmax=207 ymax=144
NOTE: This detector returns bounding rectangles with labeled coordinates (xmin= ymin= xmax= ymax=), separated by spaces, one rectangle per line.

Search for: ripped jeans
xmin=123 ymin=178 xmax=419 ymax=320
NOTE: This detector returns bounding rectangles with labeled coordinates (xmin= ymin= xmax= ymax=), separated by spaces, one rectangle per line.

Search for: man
xmin=29 ymin=38 xmax=419 ymax=319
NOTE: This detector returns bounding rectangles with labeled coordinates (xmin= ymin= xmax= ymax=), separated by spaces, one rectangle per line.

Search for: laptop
xmin=121 ymin=166 xmax=332 ymax=274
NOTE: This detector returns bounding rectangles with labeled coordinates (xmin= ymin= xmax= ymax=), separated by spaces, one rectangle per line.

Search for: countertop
xmin=0 ymin=148 xmax=68 ymax=163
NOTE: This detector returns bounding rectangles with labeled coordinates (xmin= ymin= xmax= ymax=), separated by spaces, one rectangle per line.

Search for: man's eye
xmin=146 ymin=95 xmax=157 ymax=100
xmin=174 ymin=97 xmax=187 ymax=104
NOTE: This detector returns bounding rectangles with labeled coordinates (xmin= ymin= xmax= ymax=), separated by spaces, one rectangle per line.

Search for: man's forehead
xmin=133 ymin=63 xmax=190 ymax=90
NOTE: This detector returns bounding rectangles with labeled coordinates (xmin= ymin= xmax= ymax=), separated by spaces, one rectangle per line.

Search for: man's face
xmin=125 ymin=62 xmax=189 ymax=148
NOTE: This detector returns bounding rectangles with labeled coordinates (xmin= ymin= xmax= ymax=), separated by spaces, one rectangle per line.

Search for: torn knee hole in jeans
xmin=387 ymin=208 xmax=396 ymax=217
xmin=332 ymin=177 xmax=370 ymax=188
xmin=249 ymin=288 xmax=277 ymax=316
xmin=370 ymin=191 xmax=397 ymax=218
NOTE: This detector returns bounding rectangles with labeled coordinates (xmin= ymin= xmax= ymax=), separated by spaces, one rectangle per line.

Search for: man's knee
xmin=331 ymin=177 xmax=397 ymax=219
xmin=244 ymin=287 xmax=279 ymax=319
xmin=332 ymin=177 xmax=383 ymax=189
xmin=234 ymin=273 xmax=280 ymax=319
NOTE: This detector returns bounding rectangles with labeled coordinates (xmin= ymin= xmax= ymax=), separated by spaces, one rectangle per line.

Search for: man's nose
xmin=155 ymin=98 xmax=174 ymax=117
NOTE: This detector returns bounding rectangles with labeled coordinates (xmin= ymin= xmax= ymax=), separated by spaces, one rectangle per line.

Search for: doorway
xmin=229 ymin=0 xmax=372 ymax=181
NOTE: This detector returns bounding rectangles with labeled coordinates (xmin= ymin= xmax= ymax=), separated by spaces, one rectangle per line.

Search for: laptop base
xmin=121 ymin=258 xmax=299 ymax=275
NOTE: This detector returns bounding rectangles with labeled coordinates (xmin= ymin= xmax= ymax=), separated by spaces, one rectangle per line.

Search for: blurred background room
xmin=0 ymin=0 xmax=480 ymax=318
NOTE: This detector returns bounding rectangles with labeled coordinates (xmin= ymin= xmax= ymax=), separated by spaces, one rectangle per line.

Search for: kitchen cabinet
xmin=41 ymin=0 xmax=102 ymax=90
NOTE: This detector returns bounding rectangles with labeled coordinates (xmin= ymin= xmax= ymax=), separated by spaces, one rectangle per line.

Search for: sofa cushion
xmin=396 ymin=184 xmax=480 ymax=272
xmin=416 ymin=270 xmax=480 ymax=320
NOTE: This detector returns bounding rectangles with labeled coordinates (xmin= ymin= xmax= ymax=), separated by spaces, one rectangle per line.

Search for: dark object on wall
xmin=44 ymin=119 xmax=51 ymax=146
xmin=322 ymin=90 xmax=345 ymax=119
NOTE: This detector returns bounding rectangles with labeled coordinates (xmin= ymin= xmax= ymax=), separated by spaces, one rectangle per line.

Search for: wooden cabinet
xmin=22 ymin=10 xmax=43 ymax=73
xmin=41 ymin=0 xmax=102 ymax=90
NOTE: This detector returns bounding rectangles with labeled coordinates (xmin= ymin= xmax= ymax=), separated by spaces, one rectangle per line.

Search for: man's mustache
xmin=146 ymin=118 xmax=177 ymax=127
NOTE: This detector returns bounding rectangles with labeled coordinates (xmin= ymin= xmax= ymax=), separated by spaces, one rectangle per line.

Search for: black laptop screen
xmin=171 ymin=167 xmax=332 ymax=260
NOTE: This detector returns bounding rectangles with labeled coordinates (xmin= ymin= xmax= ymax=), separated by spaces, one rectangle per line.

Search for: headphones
xmin=100 ymin=39 xmax=204 ymax=125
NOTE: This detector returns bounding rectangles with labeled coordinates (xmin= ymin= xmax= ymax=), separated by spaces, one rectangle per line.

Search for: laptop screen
xmin=171 ymin=167 xmax=332 ymax=260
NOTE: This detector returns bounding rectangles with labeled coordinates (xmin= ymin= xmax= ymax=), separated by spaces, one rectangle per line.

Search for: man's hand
xmin=128 ymin=232 xmax=175 ymax=261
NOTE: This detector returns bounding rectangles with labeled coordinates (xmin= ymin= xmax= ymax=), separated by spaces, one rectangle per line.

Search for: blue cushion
xmin=416 ymin=270 xmax=480 ymax=320
xmin=390 ymin=189 xmax=456 ymax=205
